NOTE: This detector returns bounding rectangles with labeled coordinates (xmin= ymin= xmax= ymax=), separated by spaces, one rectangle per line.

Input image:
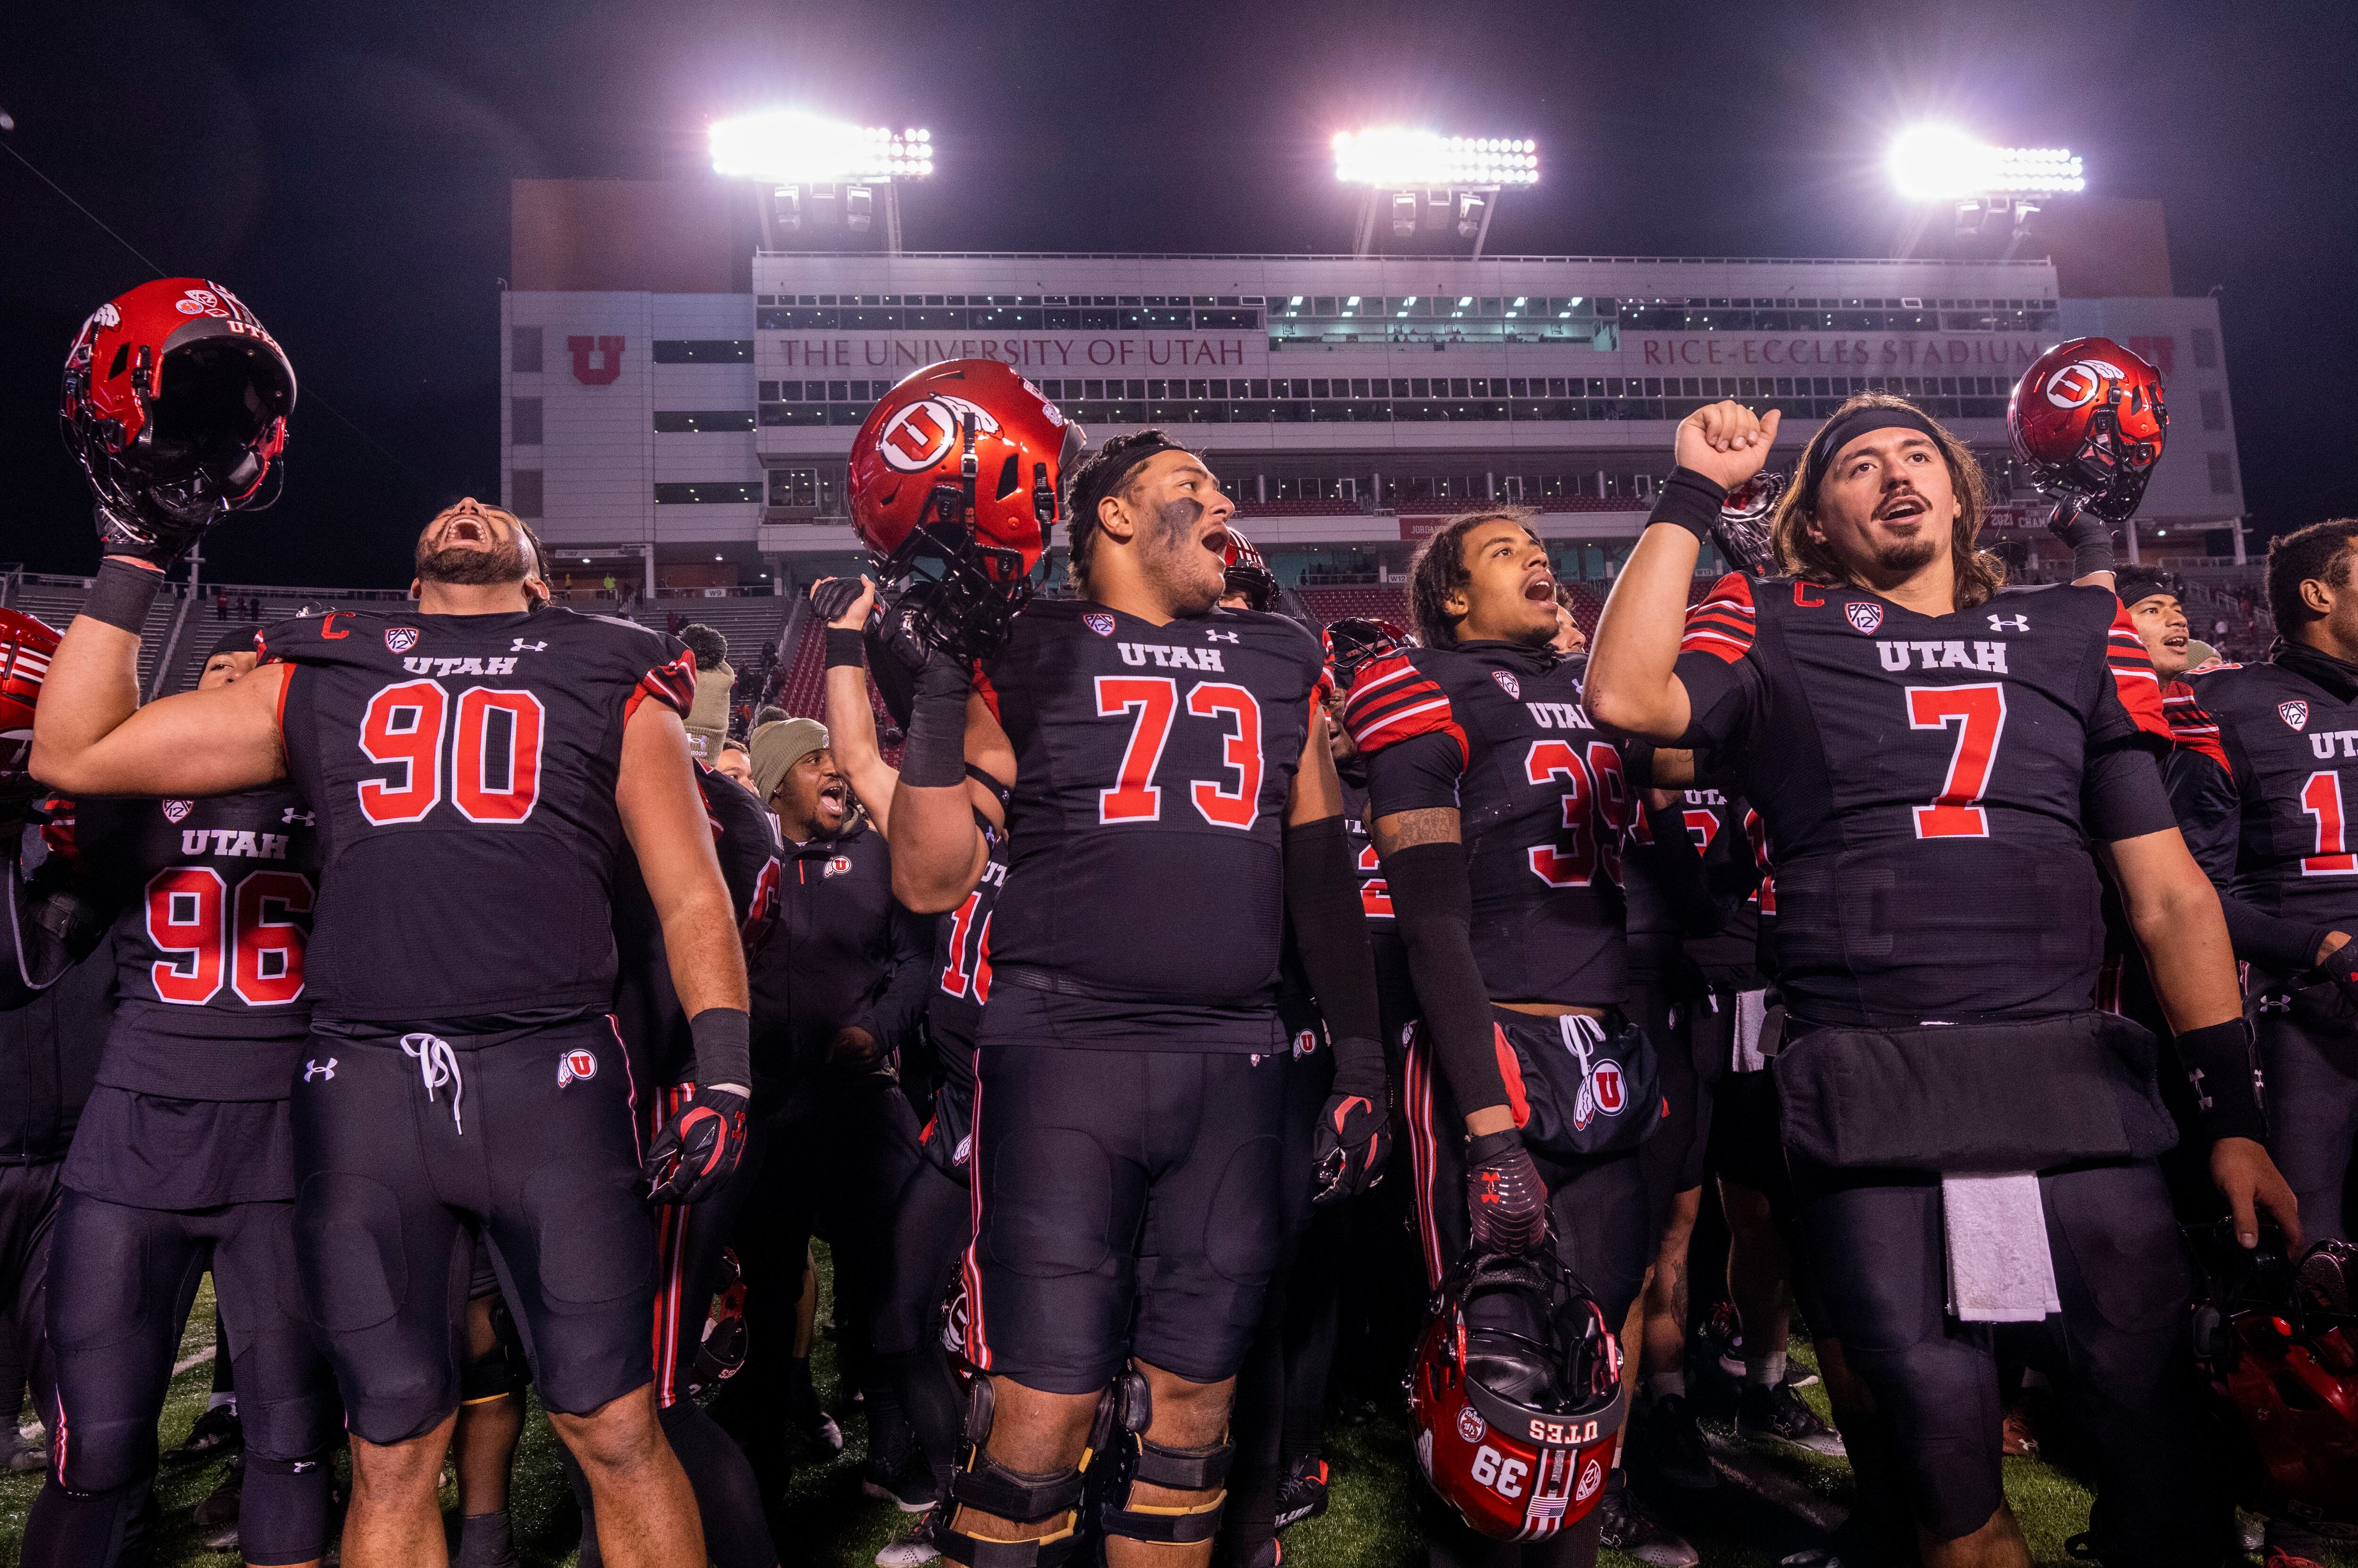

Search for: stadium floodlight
xmin=1332 ymin=129 xmax=1540 ymax=187
xmin=1887 ymin=124 xmax=2084 ymax=200
xmin=709 ymin=111 xmax=934 ymax=183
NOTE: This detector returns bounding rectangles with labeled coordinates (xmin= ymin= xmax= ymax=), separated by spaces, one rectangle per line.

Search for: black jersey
xmin=1677 ymin=575 xmax=2174 ymax=1026
xmin=1344 ymin=640 xmax=1628 ymax=1005
xmin=259 ymin=606 xmax=695 ymax=1031
xmin=927 ymin=814 xmax=1007 ymax=1078
xmin=974 ymin=598 xmax=1322 ymax=1049
xmin=746 ymin=817 xmax=925 ymax=1095
xmin=2164 ymin=654 xmax=2358 ymax=963
xmin=1677 ymin=787 xmax=1765 ymax=983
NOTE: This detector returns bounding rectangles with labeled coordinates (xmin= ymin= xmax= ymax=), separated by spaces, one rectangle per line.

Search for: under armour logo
xmin=2189 ymin=1064 xmax=2212 ymax=1111
xmin=2258 ymin=995 xmax=2293 ymax=1013
xmin=303 ymin=1058 xmax=336 ymax=1082
xmin=282 ymin=808 xmax=315 ymax=826
xmin=1206 ymin=630 xmax=1240 ymax=644
xmin=1988 ymin=614 xmax=2029 ymax=632
xmin=511 ymin=639 xmax=547 ymax=653
xmin=400 ymin=1032 xmax=465 ymax=1134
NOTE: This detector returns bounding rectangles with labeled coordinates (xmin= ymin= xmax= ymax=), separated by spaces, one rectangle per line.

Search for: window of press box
xmin=653 ymin=410 xmax=756 ymax=433
xmin=768 ymin=469 xmax=820 ymax=507
xmin=651 ymin=340 xmax=752 ymax=364
xmin=653 ymin=482 xmax=763 ymax=504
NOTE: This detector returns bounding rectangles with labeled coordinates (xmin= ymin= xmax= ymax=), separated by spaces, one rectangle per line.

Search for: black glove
xmin=809 ymin=575 xmax=869 ymax=626
xmin=2322 ymin=937 xmax=2358 ymax=1004
xmin=1465 ymin=1128 xmax=1549 ymax=1255
xmin=2047 ymin=500 xmax=2116 ymax=578
xmin=1310 ymin=1051 xmax=1391 ymax=1205
xmin=94 ymin=498 xmax=208 ymax=572
xmin=642 ymin=1085 xmax=750 ymax=1205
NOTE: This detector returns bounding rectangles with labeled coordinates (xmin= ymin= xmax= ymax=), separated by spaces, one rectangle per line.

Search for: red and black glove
xmin=1310 ymin=1051 xmax=1391 ymax=1205
xmin=642 ymin=1084 xmax=750 ymax=1205
xmin=1466 ymin=1128 xmax=1549 ymax=1255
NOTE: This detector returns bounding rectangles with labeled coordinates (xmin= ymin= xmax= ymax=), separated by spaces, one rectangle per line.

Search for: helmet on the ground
xmin=1222 ymin=524 xmax=1277 ymax=611
xmin=847 ymin=360 xmax=1084 ymax=660
xmin=1322 ymin=616 xmax=1411 ymax=693
xmin=60 ymin=279 xmax=295 ymax=554
xmin=2191 ymin=1228 xmax=2358 ymax=1538
xmin=1409 ymin=1251 xmax=1625 ymax=1541
xmin=2008 ymin=337 xmax=2167 ymax=523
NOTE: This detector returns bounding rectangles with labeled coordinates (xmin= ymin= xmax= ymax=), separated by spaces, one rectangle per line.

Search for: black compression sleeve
xmin=899 ymin=658 xmax=970 ymax=788
xmin=2218 ymin=894 xmax=2332 ymax=975
xmin=82 ymin=557 xmax=163 ymax=635
xmin=1284 ymin=816 xmax=1384 ymax=1078
xmin=1383 ymin=840 xmax=1509 ymax=1117
xmin=2171 ymin=1018 xmax=2268 ymax=1144
xmin=688 ymin=1007 xmax=752 ymax=1090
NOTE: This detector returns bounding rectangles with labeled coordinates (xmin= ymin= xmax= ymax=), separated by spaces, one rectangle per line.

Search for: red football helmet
xmin=1410 ymin=1252 xmax=1625 ymax=1541
xmin=848 ymin=360 xmax=1085 ymax=658
xmin=60 ymin=279 xmax=295 ymax=555
xmin=2194 ymin=1231 xmax=2358 ymax=1539
xmin=1222 ymin=524 xmax=1277 ymax=611
xmin=1322 ymin=616 xmax=1411 ymax=693
xmin=2008 ymin=337 xmax=2167 ymax=523
xmin=0 ymin=611 xmax=60 ymax=749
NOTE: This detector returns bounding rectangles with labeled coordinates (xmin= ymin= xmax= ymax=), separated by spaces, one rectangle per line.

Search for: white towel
xmin=1942 ymin=1172 xmax=2061 ymax=1323
xmin=1732 ymin=988 xmax=1770 ymax=1073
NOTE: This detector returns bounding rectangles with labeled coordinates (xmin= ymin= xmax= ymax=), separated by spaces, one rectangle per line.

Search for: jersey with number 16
xmin=1676 ymin=576 xmax=2169 ymax=1027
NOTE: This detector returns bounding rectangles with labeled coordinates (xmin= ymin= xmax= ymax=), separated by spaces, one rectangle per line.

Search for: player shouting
xmin=1585 ymin=393 xmax=2297 ymax=1568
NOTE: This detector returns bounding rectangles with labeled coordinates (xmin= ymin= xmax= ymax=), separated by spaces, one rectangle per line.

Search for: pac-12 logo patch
xmin=1084 ymin=613 xmax=1115 ymax=637
xmin=1575 ymin=1457 xmax=1604 ymax=1502
xmin=1492 ymin=670 xmax=1522 ymax=699
xmin=1457 ymin=1406 xmax=1487 ymax=1444
xmin=2281 ymin=700 xmax=2310 ymax=730
xmin=385 ymin=627 xmax=421 ymax=654
xmin=1844 ymin=602 xmax=1884 ymax=635
xmin=161 ymin=799 xmax=193 ymax=823
xmin=556 ymin=1048 xmax=598 ymax=1087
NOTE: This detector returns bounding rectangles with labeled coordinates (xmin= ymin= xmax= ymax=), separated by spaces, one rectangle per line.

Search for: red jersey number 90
xmin=357 ymin=680 xmax=547 ymax=827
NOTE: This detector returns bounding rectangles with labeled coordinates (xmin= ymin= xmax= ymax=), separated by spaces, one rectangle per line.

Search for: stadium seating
xmin=1296 ymin=586 xmax=1409 ymax=625
xmin=1229 ymin=498 xmax=1370 ymax=518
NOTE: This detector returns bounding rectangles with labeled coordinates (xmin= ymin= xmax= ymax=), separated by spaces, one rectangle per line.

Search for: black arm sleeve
xmin=2084 ymin=741 xmax=2183 ymax=844
xmin=1383 ymin=840 xmax=1510 ymax=1118
xmin=1284 ymin=815 xmax=1385 ymax=1085
xmin=2162 ymin=746 xmax=2332 ymax=972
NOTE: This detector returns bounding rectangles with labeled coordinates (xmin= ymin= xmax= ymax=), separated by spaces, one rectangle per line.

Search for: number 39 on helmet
xmin=2007 ymin=336 xmax=2167 ymax=523
xmin=848 ymin=360 xmax=1086 ymax=659
xmin=1410 ymin=1252 xmax=1625 ymax=1541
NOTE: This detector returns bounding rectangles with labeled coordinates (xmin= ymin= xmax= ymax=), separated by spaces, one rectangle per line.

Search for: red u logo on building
xmin=568 ymin=335 xmax=624 ymax=385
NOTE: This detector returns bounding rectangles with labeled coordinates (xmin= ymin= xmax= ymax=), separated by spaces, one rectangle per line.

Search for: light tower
xmin=1887 ymin=125 xmax=2085 ymax=249
xmin=709 ymin=110 xmax=934 ymax=254
xmin=1331 ymin=129 xmax=1540 ymax=258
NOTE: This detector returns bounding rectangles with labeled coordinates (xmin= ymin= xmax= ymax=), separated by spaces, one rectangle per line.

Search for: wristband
xmin=1466 ymin=1128 xmax=1522 ymax=1163
xmin=824 ymin=628 xmax=867 ymax=670
xmin=899 ymin=658 xmax=971 ymax=788
xmin=2175 ymin=1018 xmax=2268 ymax=1144
xmin=83 ymin=557 xmax=164 ymax=635
xmin=687 ymin=1006 xmax=752 ymax=1091
xmin=1645 ymin=468 xmax=1729 ymax=545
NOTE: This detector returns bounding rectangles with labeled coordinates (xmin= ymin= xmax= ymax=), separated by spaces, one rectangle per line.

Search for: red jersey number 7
xmin=1906 ymin=683 xmax=2008 ymax=840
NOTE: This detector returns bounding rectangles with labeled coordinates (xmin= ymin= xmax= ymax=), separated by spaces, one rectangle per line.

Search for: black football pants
xmin=0 ymin=1161 xmax=61 ymax=1435
xmin=28 ymin=1188 xmax=337 ymax=1568
xmin=2255 ymin=1002 xmax=2358 ymax=1243
xmin=1791 ymin=1158 xmax=2231 ymax=1561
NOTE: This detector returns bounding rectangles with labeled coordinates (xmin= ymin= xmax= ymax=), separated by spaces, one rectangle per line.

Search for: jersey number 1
xmin=2300 ymin=770 xmax=2358 ymax=875
xmin=1906 ymin=683 xmax=2008 ymax=839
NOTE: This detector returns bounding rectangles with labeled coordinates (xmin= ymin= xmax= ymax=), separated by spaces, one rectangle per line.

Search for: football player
xmin=2165 ymin=521 xmax=2358 ymax=1247
xmin=1344 ymin=508 xmax=1666 ymax=1567
xmin=33 ymin=498 xmax=746 ymax=1568
xmin=812 ymin=572 xmax=1013 ymax=1566
xmin=1586 ymin=394 xmax=2298 ymax=1568
xmin=882 ymin=428 xmax=1388 ymax=1568
xmin=17 ymin=629 xmax=338 ymax=1568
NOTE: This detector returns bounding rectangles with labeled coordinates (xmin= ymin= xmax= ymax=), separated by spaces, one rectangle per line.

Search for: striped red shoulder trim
xmin=2160 ymin=679 xmax=2231 ymax=771
xmin=1341 ymin=652 xmax=1467 ymax=765
xmin=1680 ymin=573 xmax=1757 ymax=665
xmin=626 ymin=647 xmax=698 ymax=726
xmin=2102 ymin=599 xmax=2171 ymax=741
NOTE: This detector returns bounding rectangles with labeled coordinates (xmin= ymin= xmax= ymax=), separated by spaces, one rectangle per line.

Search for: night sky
xmin=3 ymin=0 xmax=2350 ymax=589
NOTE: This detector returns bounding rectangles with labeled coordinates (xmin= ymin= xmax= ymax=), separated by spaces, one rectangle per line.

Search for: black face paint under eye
xmin=1154 ymin=495 xmax=1204 ymax=549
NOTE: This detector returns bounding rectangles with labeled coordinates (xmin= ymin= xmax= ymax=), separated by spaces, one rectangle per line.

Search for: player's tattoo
xmin=1374 ymin=807 xmax=1460 ymax=855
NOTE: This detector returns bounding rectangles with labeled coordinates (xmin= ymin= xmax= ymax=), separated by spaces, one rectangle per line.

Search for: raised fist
xmin=1674 ymin=400 xmax=1783 ymax=494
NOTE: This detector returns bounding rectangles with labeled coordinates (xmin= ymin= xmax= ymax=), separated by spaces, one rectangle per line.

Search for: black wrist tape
xmin=83 ymin=558 xmax=164 ymax=635
xmin=824 ymin=628 xmax=867 ymax=670
xmin=899 ymin=659 xmax=971 ymax=788
xmin=688 ymin=1007 xmax=751 ymax=1090
xmin=2175 ymin=1018 xmax=2268 ymax=1144
xmin=1646 ymin=468 xmax=1728 ymax=544
xmin=1467 ymin=1128 xmax=1522 ymax=1163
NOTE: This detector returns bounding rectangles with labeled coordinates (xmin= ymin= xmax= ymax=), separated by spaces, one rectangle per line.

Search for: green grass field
xmin=0 ymin=1257 xmax=2311 ymax=1568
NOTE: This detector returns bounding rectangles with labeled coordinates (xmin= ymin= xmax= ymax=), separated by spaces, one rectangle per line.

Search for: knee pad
xmin=940 ymin=1378 xmax=1106 ymax=1568
xmin=50 ymin=1412 xmax=154 ymax=1497
xmin=239 ymin=1451 xmax=334 ymax=1568
xmin=1096 ymin=1370 xmax=1234 ymax=1550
